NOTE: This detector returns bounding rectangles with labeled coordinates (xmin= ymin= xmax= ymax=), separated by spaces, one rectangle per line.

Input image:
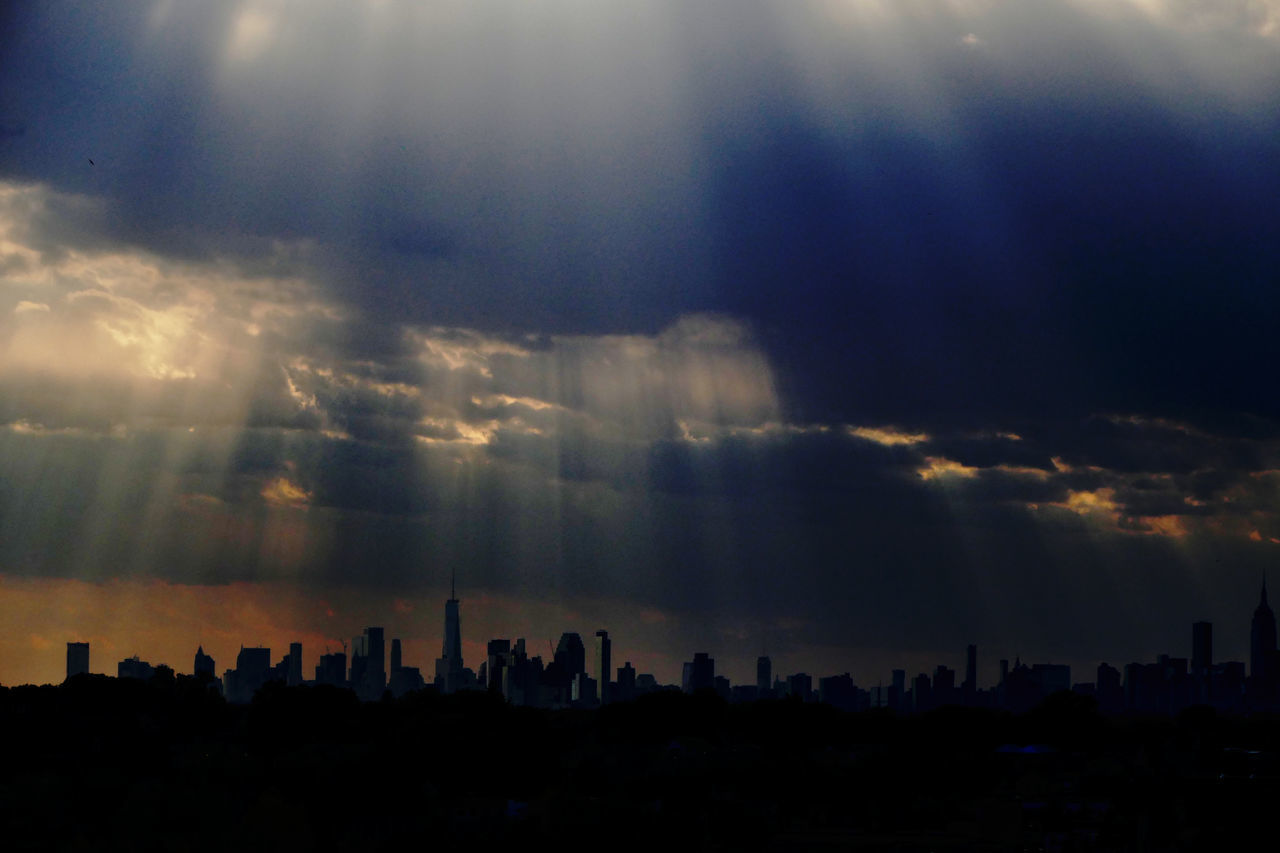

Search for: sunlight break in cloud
xmin=0 ymin=181 xmax=331 ymax=395
xmin=848 ymin=425 xmax=931 ymax=447
xmin=1116 ymin=0 xmax=1280 ymax=38
xmin=1041 ymin=488 xmax=1195 ymax=539
xmin=917 ymin=456 xmax=981 ymax=480
xmin=260 ymin=476 xmax=312 ymax=507
xmin=1127 ymin=514 xmax=1191 ymax=538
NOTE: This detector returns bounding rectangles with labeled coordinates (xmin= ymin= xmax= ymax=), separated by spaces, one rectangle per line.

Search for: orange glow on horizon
xmin=0 ymin=577 xmax=735 ymax=688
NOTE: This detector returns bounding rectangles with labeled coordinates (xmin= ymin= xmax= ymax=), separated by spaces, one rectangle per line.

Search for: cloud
xmin=917 ymin=456 xmax=981 ymax=480
xmin=1114 ymin=0 xmax=1280 ymax=38
xmin=848 ymin=426 xmax=931 ymax=447
xmin=260 ymin=476 xmax=312 ymax=507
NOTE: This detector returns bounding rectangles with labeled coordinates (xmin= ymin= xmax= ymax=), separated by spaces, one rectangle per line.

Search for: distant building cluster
xmin=858 ymin=580 xmax=1280 ymax=716
xmin=57 ymin=579 xmax=1280 ymax=715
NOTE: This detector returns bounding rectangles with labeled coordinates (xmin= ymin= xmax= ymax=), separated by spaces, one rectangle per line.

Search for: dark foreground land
xmin=3 ymin=677 xmax=1278 ymax=851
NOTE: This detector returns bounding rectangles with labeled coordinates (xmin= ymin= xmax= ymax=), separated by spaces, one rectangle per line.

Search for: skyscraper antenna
xmin=451 ymin=567 xmax=456 ymax=601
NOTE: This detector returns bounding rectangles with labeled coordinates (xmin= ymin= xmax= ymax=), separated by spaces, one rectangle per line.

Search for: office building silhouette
xmin=819 ymin=673 xmax=856 ymax=711
xmin=66 ymin=642 xmax=89 ymax=681
xmin=1191 ymin=621 xmax=1212 ymax=704
xmin=436 ymin=572 xmax=465 ymax=693
xmin=933 ymin=665 xmax=956 ymax=706
xmin=786 ymin=672 xmax=812 ymax=702
xmin=1097 ymin=663 xmax=1123 ymax=713
xmin=757 ymin=655 xmax=772 ymax=695
xmin=571 ymin=672 xmax=597 ymax=706
xmin=118 ymin=656 xmax=154 ymax=680
xmin=316 ymin=651 xmax=347 ymax=687
xmin=554 ymin=633 xmax=586 ymax=678
xmin=287 ymin=642 xmax=303 ymax=687
xmin=236 ymin=647 xmax=269 ymax=677
xmin=224 ymin=646 xmax=272 ymax=703
xmin=485 ymin=638 xmax=511 ymax=691
xmin=593 ymin=630 xmax=611 ymax=704
xmin=911 ymin=672 xmax=931 ymax=711
xmin=194 ymin=645 xmax=215 ymax=678
xmin=683 ymin=652 xmax=714 ymax=694
xmin=616 ymin=661 xmax=636 ymax=703
xmin=1251 ymin=578 xmax=1276 ymax=698
xmin=546 ymin=633 xmax=586 ymax=705
xmin=350 ymin=634 xmax=368 ymax=694
xmin=891 ymin=669 xmax=906 ymax=711
xmin=363 ymin=628 xmax=385 ymax=700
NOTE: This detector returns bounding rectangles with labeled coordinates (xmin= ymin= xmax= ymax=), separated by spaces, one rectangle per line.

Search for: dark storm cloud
xmin=5 ymin=1 xmax=1276 ymax=411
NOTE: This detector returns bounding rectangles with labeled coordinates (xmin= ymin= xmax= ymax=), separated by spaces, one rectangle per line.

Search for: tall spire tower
xmin=1251 ymin=572 xmax=1277 ymax=695
xmin=436 ymin=569 xmax=464 ymax=693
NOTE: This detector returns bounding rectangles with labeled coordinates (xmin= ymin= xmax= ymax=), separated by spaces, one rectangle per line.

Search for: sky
xmin=3 ymin=0 xmax=1280 ymax=688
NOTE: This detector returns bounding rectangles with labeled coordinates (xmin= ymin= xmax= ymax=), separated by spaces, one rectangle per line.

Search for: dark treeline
xmin=4 ymin=675 xmax=1280 ymax=851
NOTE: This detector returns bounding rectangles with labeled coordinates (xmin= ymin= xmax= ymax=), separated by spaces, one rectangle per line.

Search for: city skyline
xmin=4 ymin=2 xmax=1280 ymax=690
xmin=13 ymin=575 xmax=1279 ymax=700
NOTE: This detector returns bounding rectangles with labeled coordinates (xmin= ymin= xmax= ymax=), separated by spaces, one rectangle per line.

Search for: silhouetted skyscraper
xmin=194 ymin=645 xmax=215 ymax=678
xmin=819 ymin=673 xmax=856 ymax=710
xmin=571 ymin=672 xmax=597 ymax=705
xmin=1192 ymin=621 xmax=1212 ymax=704
xmin=757 ymin=655 xmax=772 ymax=694
xmin=554 ymin=633 xmax=586 ymax=679
xmin=486 ymin=638 xmax=512 ymax=691
xmin=350 ymin=635 xmax=368 ymax=693
xmin=364 ymin=627 xmax=385 ymax=699
xmin=238 ymin=647 xmax=271 ymax=679
xmin=1192 ymin=622 xmax=1211 ymax=674
xmin=616 ymin=661 xmax=636 ymax=703
xmin=891 ymin=669 xmax=906 ymax=711
xmin=787 ymin=672 xmax=813 ymax=702
xmin=964 ymin=644 xmax=977 ymax=699
xmin=66 ymin=642 xmax=89 ymax=681
xmin=288 ymin=642 xmax=303 ymax=687
xmin=934 ymin=665 xmax=956 ymax=706
xmin=686 ymin=653 xmax=714 ymax=693
xmin=224 ymin=646 xmax=272 ymax=703
xmin=436 ymin=572 xmax=465 ymax=693
xmin=118 ymin=656 xmax=153 ymax=680
xmin=316 ymin=651 xmax=346 ymax=687
xmin=1097 ymin=662 xmax=1123 ymax=713
xmin=593 ymin=630 xmax=611 ymax=704
xmin=911 ymin=672 xmax=931 ymax=711
xmin=1251 ymin=578 xmax=1276 ymax=686
xmin=390 ymin=638 xmax=402 ymax=674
